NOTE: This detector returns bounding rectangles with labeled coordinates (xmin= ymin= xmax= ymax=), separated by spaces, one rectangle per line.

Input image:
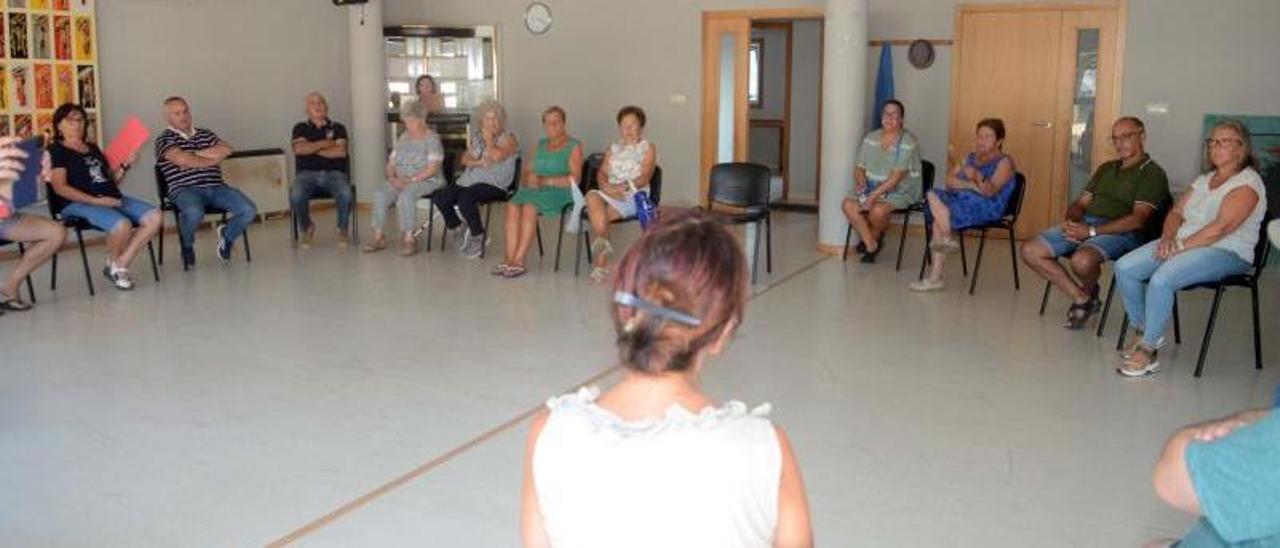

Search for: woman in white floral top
xmin=584 ymin=105 xmax=657 ymax=284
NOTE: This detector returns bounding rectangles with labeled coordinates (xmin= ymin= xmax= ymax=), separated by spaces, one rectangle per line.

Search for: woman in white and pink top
xmin=583 ymin=105 xmax=657 ymax=284
xmin=521 ymin=211 xmax=812 ymax=548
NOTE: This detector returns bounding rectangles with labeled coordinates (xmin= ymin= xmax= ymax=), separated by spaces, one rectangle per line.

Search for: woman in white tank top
xmin=1114 ymin=120 xmax=1269 ymax=378
xmin=521 ymin=211 xmax=812 ymax=548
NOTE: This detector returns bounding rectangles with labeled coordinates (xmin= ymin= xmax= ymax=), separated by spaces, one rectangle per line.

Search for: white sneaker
xmin=909 ymin=278 xmax=945 ymax=292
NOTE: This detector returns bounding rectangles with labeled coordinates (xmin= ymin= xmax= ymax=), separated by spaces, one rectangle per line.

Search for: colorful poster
xmin=75 ymin=63 xmax=91 ymax=107
xmin=53 ymin=15 xmax=69 ymax=60
xmin=70 ymin=0 xmax=88 ymax=13
xmin=8 ymin=13 xmax=28 ymax=59
xmin=30 ymin=0 xmax=48 ymax=9
xmin=54 ymin=62 xmax=70 ymax=104
xmin=31 ymin=14 xmax=49 ymax=59
xmin=7 ymin=1 xmax=26 ymax=8
xmin=33 ymin=63 xmax=50 ymax=108
xmin=83 ymin=111 xmax=94 ymax=141
xmin=0 ymin=64 xmax=7 ymax=111
xmin=72 ymin=15 xmax=90 ymax=60
xmin=0 ymin=15 xmax=6 ymax=59
xmin=11 ymin=64 xmax=28 ymax=108
xmin=54 ymin=0 xmax=67 ymax=10
xmin=35 ymin=110 xmax=50 ymax=139
xmin=14 ymin=113 xmax=31 ymax=137
xmin=0 ymin=116 xmax=9 ymax=137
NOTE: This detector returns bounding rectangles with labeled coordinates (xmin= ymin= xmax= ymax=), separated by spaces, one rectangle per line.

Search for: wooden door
xmin=951 ymin=9 xmax=1063 ymax=239
xmin=700 ymin=15 xmax=750 ymax=206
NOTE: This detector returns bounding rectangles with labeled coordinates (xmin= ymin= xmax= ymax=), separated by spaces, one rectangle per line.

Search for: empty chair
xmin=705 ymin=162 xmax=772 ymax=284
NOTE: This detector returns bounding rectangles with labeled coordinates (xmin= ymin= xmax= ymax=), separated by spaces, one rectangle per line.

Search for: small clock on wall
xmin=525 ymin=2 xmax=553 ymax=35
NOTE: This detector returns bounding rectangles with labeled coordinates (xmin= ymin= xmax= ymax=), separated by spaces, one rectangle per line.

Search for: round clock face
xmin=525 ymin=2 xmax=553 ymax=35
xmin=908 ymin=39 xmax=935 ymax=69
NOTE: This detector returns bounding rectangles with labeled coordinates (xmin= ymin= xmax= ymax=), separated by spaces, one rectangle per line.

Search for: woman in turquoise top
xmin=842 ymin=100 xmax=923 ymax=263
xmin=495 ymin=106 xmax=583 ymax=278
xmin=910 ymin=118 xmax=1017 ymax=292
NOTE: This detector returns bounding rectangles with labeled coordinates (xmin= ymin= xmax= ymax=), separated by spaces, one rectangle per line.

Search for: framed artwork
xmin=1 ymin=0 xmax=98 ymax=140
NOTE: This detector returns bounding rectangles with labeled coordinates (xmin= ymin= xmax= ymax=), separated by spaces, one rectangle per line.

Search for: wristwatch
xmin=1088 ymin=226 xmax=1098 ymax=239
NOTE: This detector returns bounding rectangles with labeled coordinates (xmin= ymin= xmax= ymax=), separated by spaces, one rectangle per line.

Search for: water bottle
xmin=631 ymin=182 xmax=656 ymax=229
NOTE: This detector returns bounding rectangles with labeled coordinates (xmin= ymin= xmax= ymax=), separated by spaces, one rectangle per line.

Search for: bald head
xmin=306 ymin=92 xmax=329 ymax=123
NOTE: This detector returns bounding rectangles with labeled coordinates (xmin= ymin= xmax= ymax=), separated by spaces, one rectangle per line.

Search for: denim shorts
xmin=61 ymin=195 xmax=157 ymax=232
xmin=1037 ymin=215 xmax=1143 ymax=260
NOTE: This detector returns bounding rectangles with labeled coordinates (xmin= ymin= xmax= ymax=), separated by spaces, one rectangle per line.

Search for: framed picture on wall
xmin=0 ymin=0 xmax=98 ymax=139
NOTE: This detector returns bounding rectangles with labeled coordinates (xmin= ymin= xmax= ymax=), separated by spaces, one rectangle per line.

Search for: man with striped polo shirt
xmin=155 ymin=96 xmax=257 ymax=268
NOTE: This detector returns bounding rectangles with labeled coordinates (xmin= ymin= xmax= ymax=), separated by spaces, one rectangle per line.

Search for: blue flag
xmin=872 ymin=45 xmax=895 ymax=129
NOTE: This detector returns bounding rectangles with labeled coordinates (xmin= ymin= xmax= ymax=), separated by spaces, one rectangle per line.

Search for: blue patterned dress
xmin=925 ymin=153 xmax=1016 ymax=230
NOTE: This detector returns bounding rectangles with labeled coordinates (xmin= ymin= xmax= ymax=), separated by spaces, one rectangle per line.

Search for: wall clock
xmin=525 ymin=2 xmax=553 ymax=35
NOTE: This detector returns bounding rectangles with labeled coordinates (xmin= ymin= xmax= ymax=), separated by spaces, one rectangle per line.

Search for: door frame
xmin=948 ymin=0 xmax=1127 ymax=235
xmin=700 ymin=8 xmax=824 ymax=207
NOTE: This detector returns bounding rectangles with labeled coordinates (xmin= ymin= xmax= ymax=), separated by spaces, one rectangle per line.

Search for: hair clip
xmin=613 ymin=291 xmax=702 ymax=327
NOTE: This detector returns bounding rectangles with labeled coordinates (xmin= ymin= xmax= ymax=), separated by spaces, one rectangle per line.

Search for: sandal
xmin=588 ymin=266 xmax=610 ymax=284
xmin=490 ymin=262 xmax=513 ymax=276
xmin=1118 ymin=344 xmax=1160 ymax=378
xmin=0 ymin=291 xmax=32 ymax=312
xmin=590 ymin=238 xmax=614 ymax=258
xmin=362 ymin=238 xmax=387 ymax=253
xmin=929 ymin=237 xmax=961 ymax=254
xmin=502 ymin=264 xmax=527 ymax=278
xmin=399 ymin=238 xmax=418 ymax=257
xmin=1064 ymin=300 xmax=1096 ymax=330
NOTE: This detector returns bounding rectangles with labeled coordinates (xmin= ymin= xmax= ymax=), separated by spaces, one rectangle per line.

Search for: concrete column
xmin=818 ymin=0 xmax=868 ymax=252
xmin=348 ymin=0 xmax=386 ymax=207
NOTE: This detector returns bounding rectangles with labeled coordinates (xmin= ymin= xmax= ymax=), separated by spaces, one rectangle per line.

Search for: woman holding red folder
xmin=48 ymin=103 xmax=161 ymax=291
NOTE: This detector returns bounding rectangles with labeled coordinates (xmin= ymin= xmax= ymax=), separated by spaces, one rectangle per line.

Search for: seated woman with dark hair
xmin=0 ymin=136 xmax=65 ymax=312
xmin=521 ymin=211 xmax=812 ymax=548
xmin=48 ymin=102 xmax=161 ymax=290
xmin=584 ymin=105 xmax=657 ymax=284
xmin=910 ymin=118 xmax=1017 ymax=292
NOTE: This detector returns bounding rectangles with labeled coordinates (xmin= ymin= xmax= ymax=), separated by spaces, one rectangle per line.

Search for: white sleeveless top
xmin=1176 ymin=167 xmax=1268 ymax=263
xmin=533 ymin=386 xmax=781 ymax=548
xmin=606 ymin=140 xmax=650 ymax=186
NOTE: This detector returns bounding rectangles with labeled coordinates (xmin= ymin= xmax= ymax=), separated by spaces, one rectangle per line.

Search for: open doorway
xmin=747 ymin=19 xmax=823 ymax=210
xmin=699 ymin=8 xmax=824 ymax=210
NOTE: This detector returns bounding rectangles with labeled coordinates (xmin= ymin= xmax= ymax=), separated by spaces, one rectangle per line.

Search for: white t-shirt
xmin=1176 ymin=167 xmax=1267 ymax=263
xmin=532 ymin=386 xmax=781 ymax=548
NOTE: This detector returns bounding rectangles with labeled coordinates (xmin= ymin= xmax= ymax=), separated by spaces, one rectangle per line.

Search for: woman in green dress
xmin=494 ymin=106 xmax=583 ymax=278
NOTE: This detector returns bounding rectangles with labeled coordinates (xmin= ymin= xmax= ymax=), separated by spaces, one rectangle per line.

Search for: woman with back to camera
xmin=520 ymin=211 xmax=813 ymax=548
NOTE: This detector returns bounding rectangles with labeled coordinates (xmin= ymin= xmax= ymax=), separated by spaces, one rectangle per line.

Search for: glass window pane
xmin=1068 ymin=28 xmax=1100 ymax=199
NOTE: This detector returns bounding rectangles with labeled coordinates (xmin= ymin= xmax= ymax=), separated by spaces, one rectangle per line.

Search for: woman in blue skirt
xmin=911 ymin=118 xmax=1018 ymax=292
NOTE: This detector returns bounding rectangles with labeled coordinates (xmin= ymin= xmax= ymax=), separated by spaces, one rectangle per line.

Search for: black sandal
xmin=1064 ymin=301 xmax=1093 ymax=329
xmin=0 ymin=292 xmax=32 ymax=312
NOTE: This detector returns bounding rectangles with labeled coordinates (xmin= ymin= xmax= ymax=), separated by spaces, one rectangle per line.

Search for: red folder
xmin=104 ymin=116 xmax=150 ymax=170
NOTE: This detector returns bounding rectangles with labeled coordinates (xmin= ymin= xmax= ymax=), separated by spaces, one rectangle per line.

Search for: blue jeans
xmin=61 ymin=195 xmax=157 ymax=232
xmin=171 ymin=185 xmax=258 ymax=250
xmin=1038 ymin=215 xmax=1144 ymax=260
xmin=1115 ymin=240 xmax=1250 ymax=347
xmin=290 ymin=170 xmax=353 ymax=232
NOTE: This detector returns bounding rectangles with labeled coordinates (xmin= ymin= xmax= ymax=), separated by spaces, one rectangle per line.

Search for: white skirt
xmin=591 ymin=188 xmax=637 ymax=218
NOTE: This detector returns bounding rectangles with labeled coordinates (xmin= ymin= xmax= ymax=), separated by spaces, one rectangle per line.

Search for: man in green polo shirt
xmin=1021 ymin=117 xmax=1172 ymax=329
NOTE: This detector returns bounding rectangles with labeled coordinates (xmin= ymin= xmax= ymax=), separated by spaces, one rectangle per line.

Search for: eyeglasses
xmin=1109 ymin=131 xmax=1143 ymax=144
xmin=1206 ymin=138 xmax=1243 ymax=149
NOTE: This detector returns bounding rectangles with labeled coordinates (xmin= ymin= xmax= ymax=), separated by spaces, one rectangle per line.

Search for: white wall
xmin=1121 ymin=0 xmax=1280 ymax=190
xmin=788 ymin=19 xmax=821 ymax=201
xmin=96 ymin=0 xmax=352 ymax=204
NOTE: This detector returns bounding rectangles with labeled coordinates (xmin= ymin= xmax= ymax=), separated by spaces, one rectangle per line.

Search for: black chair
xmin=843 ymin=160 xmax=935 ymax=271
xmin=422 ymin=157 xmax=522 ymax=259
xmin=955 ymin=172 xmax=1026 ymax=295
xmin=155 ymin=164 xmax=252 ymax=271
xmin=290 ymin=174 xmax=358 ymax=245
xmin=705 ymin=162 xmax=772 ymax=283
xmin=1116 ymin=213 xmax=1273 ymax=377
xmin=0 ymin=238 xmax=37 ymax=303
xmin=573 ymin=159 xmax=664 ymax=276
xmin=46 ymin=188 xmax=160 ymax=297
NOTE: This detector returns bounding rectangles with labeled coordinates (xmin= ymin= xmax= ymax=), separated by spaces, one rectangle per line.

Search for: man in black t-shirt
xmin=290 ymin=92 xmax=352 ymax=248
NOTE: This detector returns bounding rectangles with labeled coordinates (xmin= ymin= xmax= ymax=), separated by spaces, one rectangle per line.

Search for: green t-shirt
xmin=1178 ymin=411 xmax=1280 ymax=547
xmin=1083 ymin=155 xmax=1171 ymax=222
xmin=855 ymin=129 xmax=923 ymax=202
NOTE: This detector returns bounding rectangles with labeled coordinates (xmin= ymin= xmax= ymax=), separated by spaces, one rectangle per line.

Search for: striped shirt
xmin=155 ymin=127 xmax=227 ymax=197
